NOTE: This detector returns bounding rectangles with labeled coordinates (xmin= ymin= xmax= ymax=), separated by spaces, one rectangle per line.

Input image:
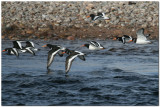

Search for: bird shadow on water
xmin=46 ymin=68 xmax=69 ymax=78
xmin=46 ymin=68 xmax=54 ymax=75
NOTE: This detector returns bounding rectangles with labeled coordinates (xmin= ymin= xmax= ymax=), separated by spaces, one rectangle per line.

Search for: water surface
xmin=2 ymin=39 xmax=159 ymax=106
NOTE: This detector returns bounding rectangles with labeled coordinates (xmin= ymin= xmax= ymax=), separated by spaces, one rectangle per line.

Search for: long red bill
xmin=80 ymin=45 xmax=85 ymax=47
xmin=42 ymin=45 xmax=47 ymax=47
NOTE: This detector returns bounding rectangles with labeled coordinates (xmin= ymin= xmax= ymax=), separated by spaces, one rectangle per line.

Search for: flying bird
xmin=62 ymin=49 xmax=86 ymax=74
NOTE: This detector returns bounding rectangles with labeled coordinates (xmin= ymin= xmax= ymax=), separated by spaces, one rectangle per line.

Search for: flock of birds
xmin=2 ymin=12 xmax=152 ymax=74
xmin=2 ymin=27 xmax=151 ymax=74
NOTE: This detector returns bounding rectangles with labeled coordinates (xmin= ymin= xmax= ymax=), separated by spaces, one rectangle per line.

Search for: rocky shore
xmin=2 ymin=1 xmax=159 ymax=40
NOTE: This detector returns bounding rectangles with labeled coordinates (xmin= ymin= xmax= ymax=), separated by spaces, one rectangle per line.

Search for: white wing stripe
xmin=67 ymin=55 xmax=78 ymax=72
xmin=48 ymin=49 xmax=61 ymax=66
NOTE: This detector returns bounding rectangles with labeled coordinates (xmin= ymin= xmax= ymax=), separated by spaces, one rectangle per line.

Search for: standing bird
xmin=87 ymin=12 xmax=109 ymax=21
xmin=81 ymin=41 xmax=105 ymax=50
xmin=2 ymin=48 xmax=19 ymax=57
xmin=62 ymin=49 xmax=86 ymax=74
xmin=130 ymin=28 xmax=151 ymax=44
xmin=113 ymin=35 xmax=132 ymax=44
xmin=42 ymin=44 xmax=66 ymax=69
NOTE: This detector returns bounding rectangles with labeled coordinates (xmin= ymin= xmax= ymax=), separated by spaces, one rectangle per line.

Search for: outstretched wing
xmin=121 ymin=36 xmax=126 ymax=44
xmin=25 ymin=47 xmax=35 ymax=55
xmin=47 ymin=49 xmax=60 ymax=69
xmin=26 ymin=41 xmax=35 ymax=47
xmin=13 ymin=41 xmax=23 ymax=49
xmin=11 ymin=48 xmax=19 ymax=57
xmin=136 ymin=28 xmax=147 ymax=40
xmin=78 ymin=55 xmax=85 ymax=61
xmin=65 ymin=55 xmax=78 ymax=74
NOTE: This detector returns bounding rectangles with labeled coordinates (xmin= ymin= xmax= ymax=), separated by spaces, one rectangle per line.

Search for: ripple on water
xmin=2 ymin=40 xmax=158 ymax=106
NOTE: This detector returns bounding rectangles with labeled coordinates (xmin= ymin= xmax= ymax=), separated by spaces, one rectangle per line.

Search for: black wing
xmin=13 ymin=41 xmax=22 ymax=49
xmin=123 ymin=35 xmax=130 ymax=38
xmin=97 ymin=12 xmax=103 ymax=16
xmin=65 ymin=55 xmax=77 ymax=74
xmin=26 ymin=41 xmax=34 ymax=47
xmin=47 ymin=48 xmax=60 ymax=69
xmin=25 ymin=47 xmax=35 ymax=55
xmin=78 ymin=55 xmax=85 ymax=61
xmin=11 ymin=48 xmax=19 ymax=57
xmin=89 ymin=41 xmax=100 ymax=47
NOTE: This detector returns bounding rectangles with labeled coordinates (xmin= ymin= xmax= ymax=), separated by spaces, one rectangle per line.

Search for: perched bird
xmin=131 ymin=28 xmax=151 ymax=44
xmin=2 ymin=48 xmax=19 ymax=57
xmin=87 ymin=12 xmax=109 ymax=21
xmin=81 ymin=41 xmax=105 ymax=50
xmin=62 ymin=49 xmax=86 ymax=74
xmin=113 ymin=35 xmax=132 ymax=44
xmin=42 ymin=44 xmax=65 ymax=69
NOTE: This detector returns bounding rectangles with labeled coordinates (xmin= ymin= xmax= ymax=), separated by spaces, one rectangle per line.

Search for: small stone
xmin=98 ymin=24 xmax=103 ymax=27
xmin=67 ymin=36 xmax=75 ymax=40
xmin=26 ymin=30 xmax=34 ymax=34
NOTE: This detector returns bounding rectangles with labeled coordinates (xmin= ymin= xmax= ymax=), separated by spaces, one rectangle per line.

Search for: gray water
xmin=2 ymin=39 xmax=159 ymax=106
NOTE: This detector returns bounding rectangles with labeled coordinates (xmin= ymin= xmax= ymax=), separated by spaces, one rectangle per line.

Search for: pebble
xmin=1 ymin=1 xmax=158 ymax=39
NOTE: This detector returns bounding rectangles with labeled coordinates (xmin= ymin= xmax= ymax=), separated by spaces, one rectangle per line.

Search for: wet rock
xmin=26 ymin=30 xmax=34 ymax=34
xmin=67 ymin=35 xmax=75 ymax=40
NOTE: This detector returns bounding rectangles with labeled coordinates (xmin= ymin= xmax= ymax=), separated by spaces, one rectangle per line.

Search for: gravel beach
xmin=1 ymin=1 xmax=159 ymax=40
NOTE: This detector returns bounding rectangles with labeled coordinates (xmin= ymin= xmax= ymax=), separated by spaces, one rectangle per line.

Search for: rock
xmin=1 ymin=1 xmax=159 ymax=40
xmin=26 ymin=30 xmax=34 ymax=34
xmin=38 ymin=27 xmax=50 ymax=32
xmin=67 ymin=35 xmax=75 ymax=40
xmin=98 ymin=24 xmax=103 ymax=27
xmin=86 ymin=3 xmax=94 ymax=10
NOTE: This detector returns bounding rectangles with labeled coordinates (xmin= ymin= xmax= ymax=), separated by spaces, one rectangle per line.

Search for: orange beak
xmin=42 ymin=45 xmax=47 ymax=47
xmin=86 ymin=15 xmax=90 ymax=18
xmin=113 ymin=37 xmax=117 ymax=40
xmin=128 ymin=40 xmax=133 ymax=43
xmin=2 ymin=50 xmax=6 ymax=52
xmin=80 ymin=45 xmax=85 ymax=47
xmin=61 ymin=52 xmax=66 ymax=54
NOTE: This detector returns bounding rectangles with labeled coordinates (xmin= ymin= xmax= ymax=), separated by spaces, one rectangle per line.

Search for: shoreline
xmin=2 ymin=1 xmax=159 ymax=40
xmin=2 ymin=26 xmax=159 ymax=41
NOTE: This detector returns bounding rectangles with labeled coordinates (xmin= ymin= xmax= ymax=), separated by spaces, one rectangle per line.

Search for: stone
xmin=67 ymin=36 xmax=75 ymax=40
xmin=26 ymin=30 xmax=34 ymax=34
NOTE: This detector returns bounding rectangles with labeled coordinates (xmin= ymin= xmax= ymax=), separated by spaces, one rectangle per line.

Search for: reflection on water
xmin=2 ymin=39 xmax=159 ymax=106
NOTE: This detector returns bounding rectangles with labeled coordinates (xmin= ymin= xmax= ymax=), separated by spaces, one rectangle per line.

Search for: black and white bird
xmin=131 ymin=28 xmax=151 ymax=44
xmin=87 ymin=12 xmax=109 ymax=21
xmin=25 ymin=41 xmax=39 ymax=51
xmin=62 ymin=49 xmax=86 ymax=74
xmin=113 ymin=35 xmax=132 ymax=44
xmin=13 ymin=41 xmax=26 ymax=52
xmin=13 ymin=40 xmax=36 ymax=55
xmin=42 ymin=44 xmax=66 ymax=69
xmin=2 ymin=48 xmax=19 ymax=57
xmin=81 ymin=41 xmax=105 ymax=50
